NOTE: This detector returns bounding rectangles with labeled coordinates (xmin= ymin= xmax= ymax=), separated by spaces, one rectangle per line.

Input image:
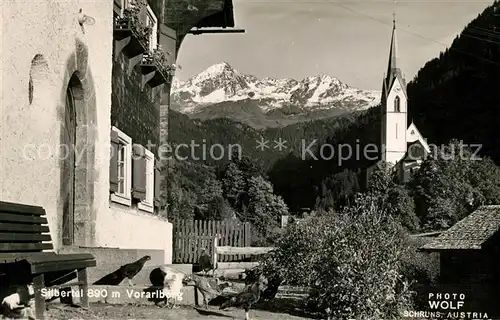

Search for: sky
xmin=175 ymin=0 xmax=495 ymax=90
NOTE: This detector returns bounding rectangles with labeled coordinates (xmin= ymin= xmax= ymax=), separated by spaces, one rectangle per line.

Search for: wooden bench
xmin=0 ymin=201 xmax=96 ymax=319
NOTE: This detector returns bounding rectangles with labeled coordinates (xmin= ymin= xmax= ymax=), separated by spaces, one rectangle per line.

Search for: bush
xmin=411 ymin=140 xmax=500 ymax=230
xmin=386 ymin=185 xmax=420 ymax=232
xmin=262 ymin=215 xmax=336 ymax=287
xmin=263 ymin=195 xmax=415 ymax=319
xmin=400 ymin=237 xmax=440 ymax=309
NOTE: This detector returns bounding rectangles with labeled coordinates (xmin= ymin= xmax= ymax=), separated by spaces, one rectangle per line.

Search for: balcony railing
xmin=113 ymin=16 xmax=151 ymax=56
xmin=139 ymin=47 xmax=176 ymax=88
xmin=113 ymin=0 xmax=151 ymax=57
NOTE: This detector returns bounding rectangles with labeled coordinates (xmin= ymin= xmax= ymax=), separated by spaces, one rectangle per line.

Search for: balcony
xmin=113 ymin=13 xmax=151 ymax=60
xmin=139 ymin=49 xmax=175 ymax=90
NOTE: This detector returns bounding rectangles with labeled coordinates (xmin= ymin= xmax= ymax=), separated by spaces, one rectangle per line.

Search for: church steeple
xmin=387 ymin=13 xmax=398 ymax=76
xmin=382 ymin=12 xmax=406 ymax=106
xmin=380 ymin=11 xmax=408 ymax=165
xmin=385 ymin=12 xmax=403 ymax=90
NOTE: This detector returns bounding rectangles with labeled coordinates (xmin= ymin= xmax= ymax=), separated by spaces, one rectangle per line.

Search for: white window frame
xmin=145 ymin=5 xmax=158 ymax=53
xmin=120 ymin=0 xmax=130 ymax=17
xmin=111 ymin=126 xmax=132 ymax=206
xmin=120 ymin=1 xmax=157 ymax=52
xmin=138 ymin=148 xmax=155 ymax=213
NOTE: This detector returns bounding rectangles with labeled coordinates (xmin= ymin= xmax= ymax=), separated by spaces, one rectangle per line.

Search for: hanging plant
xmin=122 ymin=0 xmax=151 ymax=48
xmin=151 ymin=46 xmax=177 ymax=79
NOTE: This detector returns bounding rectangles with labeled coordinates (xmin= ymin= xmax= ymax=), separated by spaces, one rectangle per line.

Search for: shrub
xmin=411 ymin=140 xmax=500 ymax=230
xmin=262 ymin=215 xmax=336 ymax=287
xmin=400 ymin=236 xmax=440 ymax=309
xmin=386 ymin=185 xmax=420 ymax=232
xmin=264 ymin=195 xmax=415 ymax=319
xmin=311 ymin=202 xmax=413 ymax=319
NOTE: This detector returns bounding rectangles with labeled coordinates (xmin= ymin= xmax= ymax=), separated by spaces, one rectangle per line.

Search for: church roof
xmin=386 ymin=17 xmax=398 ymax=83
xmin=407 ymin=122 xmax=431 ymax=153
xmin=382 ymin=16 xmax=407 ymax=100
xmin=402 ymin=140 xmax=428 ymax=162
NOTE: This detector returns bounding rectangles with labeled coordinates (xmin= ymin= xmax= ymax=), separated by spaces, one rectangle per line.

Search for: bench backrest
xmin=0 ymin=201 xmax=53 ymax=253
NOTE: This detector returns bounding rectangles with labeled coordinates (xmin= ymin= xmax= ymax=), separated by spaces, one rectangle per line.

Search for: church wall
xmin=382 ymin=77 xmax=407 ymax=164
xmin=407 ymin=124 xmax=422 ymax=144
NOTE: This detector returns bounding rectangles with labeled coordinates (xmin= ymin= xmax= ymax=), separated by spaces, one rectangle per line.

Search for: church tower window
xmin=394 ymin=95 xmax=401 ymax=112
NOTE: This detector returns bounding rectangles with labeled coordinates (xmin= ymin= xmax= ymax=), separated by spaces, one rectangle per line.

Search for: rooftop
xmin=419 ymin=205 xmax=500 ymax=251
xmin=195 ymin=0 xmax=234 ymax=28
xmin=165 ymin=0 xmax=235 ymax=34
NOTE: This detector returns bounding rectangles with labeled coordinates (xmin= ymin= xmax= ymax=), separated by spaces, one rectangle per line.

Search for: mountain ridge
xmin=170 ymin=62 xmax=381 ymax=128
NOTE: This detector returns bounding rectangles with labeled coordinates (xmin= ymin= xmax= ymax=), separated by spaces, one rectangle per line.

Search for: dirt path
xmin=45 ymin=303 xmax=317 ymax=319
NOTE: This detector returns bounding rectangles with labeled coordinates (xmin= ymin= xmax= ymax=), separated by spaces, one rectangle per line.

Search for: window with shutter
xmin=110 ymin=126 xmax=132 ymax=206
xmin=110 ymin=130 xmax=119 ymax=193
xmin=154 ymin=159 xmax=161 ymax=208
xmin=117 ymin=145 xmax=126 ymax=193
xmin=138 ymin=148 xmax=155 ymax=213
xmin=132 ymin=144 xmax=147 ymax=201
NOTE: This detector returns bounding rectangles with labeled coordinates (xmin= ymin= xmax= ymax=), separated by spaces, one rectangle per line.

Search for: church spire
xmin=383 ymin=11 xmax=404 ymax=96
xmin=387 ymin=12 xmax=398 ymax=79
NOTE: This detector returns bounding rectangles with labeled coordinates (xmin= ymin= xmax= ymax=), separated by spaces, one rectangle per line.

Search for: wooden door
xmin=62 ymin=86 xmax=76 ymax=245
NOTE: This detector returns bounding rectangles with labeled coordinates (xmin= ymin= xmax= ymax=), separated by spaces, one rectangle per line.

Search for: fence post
xmin=212 ymin=234 xmax=219 ymax=274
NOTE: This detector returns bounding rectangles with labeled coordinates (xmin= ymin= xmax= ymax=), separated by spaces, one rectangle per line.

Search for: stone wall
xmin=111 ymin=53 xmax=161 ymax=156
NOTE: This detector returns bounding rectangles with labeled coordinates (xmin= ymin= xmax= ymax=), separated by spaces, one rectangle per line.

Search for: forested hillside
xmin=408 ymin=1 xmax=500 ymax=164
xmin=163 ymin=1 xmax=500 ymax=231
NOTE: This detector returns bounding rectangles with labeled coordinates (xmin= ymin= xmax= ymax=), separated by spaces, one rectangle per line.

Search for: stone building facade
xmin=1 ymin=0 xmax=173 ymax=263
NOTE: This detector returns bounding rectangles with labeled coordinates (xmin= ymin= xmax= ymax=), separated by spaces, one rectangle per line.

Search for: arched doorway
xmin=61 ymin=77 xmax=78 ymax=245
xmin=59 ymin=44 xmax=98 ymax=247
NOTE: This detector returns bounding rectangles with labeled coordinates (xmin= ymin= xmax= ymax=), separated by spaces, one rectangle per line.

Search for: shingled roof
xmin=419 ymin=205 xmax=500 ymax=251
xmin=165 ymin=0 xmax=235 ymax=33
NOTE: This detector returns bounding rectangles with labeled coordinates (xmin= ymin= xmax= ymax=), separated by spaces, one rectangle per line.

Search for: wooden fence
xmin=212 ymin=235 xmax=274 ymax=276
xmin=172 ymin=219 xmax=252 ymax=264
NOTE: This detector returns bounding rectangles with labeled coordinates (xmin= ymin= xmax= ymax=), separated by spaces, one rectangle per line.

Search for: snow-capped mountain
xmin=170 ymin=62 xmax=380 ymax=128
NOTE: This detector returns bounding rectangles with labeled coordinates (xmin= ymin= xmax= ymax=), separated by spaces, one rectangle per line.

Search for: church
xmin=365 ymin=16 xmax=431 ymax=184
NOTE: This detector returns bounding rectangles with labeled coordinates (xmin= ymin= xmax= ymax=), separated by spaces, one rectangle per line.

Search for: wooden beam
xmin=114 ymin=37 xmax=131 ymax=61
xmin=127 ymin=53 xmax=143 ymax=75
xmin=212 ymin=235 xmax=218 ymax=269
xmin=141 ymin=71 xmax=156 ymax=91
xmin=113 ymin=0 xmax=122 ymax=17
xmin=213 ymin=269 xmax=247 ymax=278
xmin=46 ymin=281 xmax=85 ymax=290
xmin=215 ymin=246 xmax=275 ymax=255
xmin=410 ymin=231 xmax=443 ymax=238
xmin=188 ymin=29 xmax=245 ymax=35
xmin=217 ymin=262 xmax=259 ymax=270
